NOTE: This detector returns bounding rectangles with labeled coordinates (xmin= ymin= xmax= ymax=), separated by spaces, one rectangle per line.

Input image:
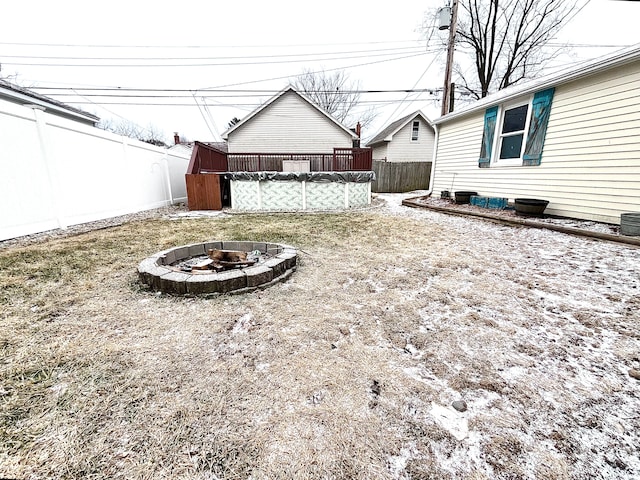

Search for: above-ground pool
xmin=227 ymin=171 xmax=375 ymax=211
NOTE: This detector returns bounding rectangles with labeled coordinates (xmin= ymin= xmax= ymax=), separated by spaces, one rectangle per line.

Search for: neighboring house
xmin=430 ymin=44 xmax=640 ymax=224
xmin=367 ymin=110 xmax=435 ymax=163
xmin=221 ymin=86 xmax=358 ymax=154
xmin=0 ymin=79 xmax=99 ymax=126
xmin=367 ymin=111 xmax=435 ymax=192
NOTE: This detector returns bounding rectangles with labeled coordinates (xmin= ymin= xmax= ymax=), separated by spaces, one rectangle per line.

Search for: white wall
xmin=386 ymin=117 xmax=435 ymax=163
xmin=432 ymin=61 xmax=640 ymax=225
xmin=228 ymin=90 xmax=354 ymax=153
xmin=0 ymin=100 xmax=190 ymax=241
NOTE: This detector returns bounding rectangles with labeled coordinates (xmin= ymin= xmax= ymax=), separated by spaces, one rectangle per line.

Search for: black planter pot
xmin=514 ymin=198 xmax=549 ymax=217
xmin=454 ymin=191 xmax=478 ymax=204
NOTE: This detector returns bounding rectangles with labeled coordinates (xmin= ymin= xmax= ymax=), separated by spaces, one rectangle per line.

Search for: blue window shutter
xmin=523 ymin=88 xmax=555 ymax=166
xmin=478 ymin=106 xmax=498 ymax=168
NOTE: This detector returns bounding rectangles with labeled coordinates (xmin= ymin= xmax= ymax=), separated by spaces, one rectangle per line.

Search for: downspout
xmin=425 ymin=124 xmax=440 ymax=196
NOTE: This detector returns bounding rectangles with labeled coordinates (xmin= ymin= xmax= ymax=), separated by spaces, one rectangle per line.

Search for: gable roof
xmin=221 ymin=86 xmax=358 ymax=140
xmin=0 ymin=79 xmax=100 ymax=125
xmin=367 ymin=110 xmax=433 ymax=146
xmin=433 ymin=42 xmax=640 ymax=125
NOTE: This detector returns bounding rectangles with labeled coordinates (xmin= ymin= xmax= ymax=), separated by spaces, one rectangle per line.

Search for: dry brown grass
xmin=1 ymin=208 xmax=638 ymax=479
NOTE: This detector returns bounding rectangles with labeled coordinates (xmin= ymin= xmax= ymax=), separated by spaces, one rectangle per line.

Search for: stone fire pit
xmin=138 ymin=241 xmax=297 ymax=296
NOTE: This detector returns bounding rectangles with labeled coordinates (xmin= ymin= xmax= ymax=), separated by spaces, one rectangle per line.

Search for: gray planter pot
xmin=514 ymin=198 xmax=549 ymax=217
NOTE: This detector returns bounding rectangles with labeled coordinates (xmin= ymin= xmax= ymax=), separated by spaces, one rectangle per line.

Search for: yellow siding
xmin=433 ymin=61 xmax=640 ymax=224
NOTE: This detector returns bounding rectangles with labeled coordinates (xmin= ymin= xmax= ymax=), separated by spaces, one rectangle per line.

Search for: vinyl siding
xmin=433 ymin=61 xmax=640 ymax=224
xmin=371 ymin=143 xmax=388 ymax=161
xmin=227 ymin=91 xmax=354 ymax=153
xmin=386 ymin=119 xmax=435 ymax=163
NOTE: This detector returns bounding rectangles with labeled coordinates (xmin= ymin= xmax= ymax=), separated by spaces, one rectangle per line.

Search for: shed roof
xmin=221 ymin=86 xmax=358 ymax=140
xmin=433 ymin=43 xmax=640 ymax=125
xmin=0 ymin=79 xmax=100 ymax=125
xmin=367 ymin=110 xmax=433 ymax=146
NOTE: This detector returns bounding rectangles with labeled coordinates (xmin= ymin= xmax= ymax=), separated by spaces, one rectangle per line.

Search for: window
xmin=478 ymin=88 xmax=555 ymax=168
xmin=411 ymin=121 xmax=419 ymax=141
xmin=496 ymin=102 xmax=531 ymax=164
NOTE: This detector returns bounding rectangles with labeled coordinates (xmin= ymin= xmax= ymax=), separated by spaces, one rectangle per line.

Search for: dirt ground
xmin=1 ymin=194 xmax=638 ymax=479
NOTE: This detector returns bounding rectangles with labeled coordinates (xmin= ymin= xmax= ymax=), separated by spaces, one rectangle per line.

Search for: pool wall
xmin=227 ymin=171 xmax=374 ymax=211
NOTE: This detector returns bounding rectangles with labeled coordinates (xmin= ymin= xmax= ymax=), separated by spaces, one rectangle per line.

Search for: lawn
xmin=1 ymin=202 xmax=638 ymax=479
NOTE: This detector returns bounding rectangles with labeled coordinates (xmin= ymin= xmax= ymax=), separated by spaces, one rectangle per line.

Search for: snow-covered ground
xmin=371 ymin=192 xmax=640 ymax=479
xmin=2 ymin=193 xmax=638 ymax=479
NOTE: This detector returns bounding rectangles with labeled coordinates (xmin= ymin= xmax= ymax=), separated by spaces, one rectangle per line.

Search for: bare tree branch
xmin=445 ymin=0 xmax=581 ymax=98
xmin=98 ymin=118 xmax=168 ymax=147
xmin=291 ymin=69 xmax=378 ymax=129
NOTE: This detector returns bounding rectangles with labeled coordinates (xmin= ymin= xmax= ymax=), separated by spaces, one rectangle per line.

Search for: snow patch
xmin=429 ymin=402 xmax=469 ymax=441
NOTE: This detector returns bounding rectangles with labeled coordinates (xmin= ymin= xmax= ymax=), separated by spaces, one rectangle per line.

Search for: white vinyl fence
xmin=0 ymin=100 xmax=190 ymax=241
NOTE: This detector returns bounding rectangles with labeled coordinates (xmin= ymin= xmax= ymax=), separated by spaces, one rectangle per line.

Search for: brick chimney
xmin=173 ymin=132 xmax=180 ymax=145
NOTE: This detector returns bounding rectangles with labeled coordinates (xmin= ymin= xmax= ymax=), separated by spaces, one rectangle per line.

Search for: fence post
xmin=32 ymin=107 xmax=68 ymax=230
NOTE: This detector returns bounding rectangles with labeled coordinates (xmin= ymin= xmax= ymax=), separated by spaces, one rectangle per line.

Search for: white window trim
xmin=491 ymin=95 xmax=533 ymax=167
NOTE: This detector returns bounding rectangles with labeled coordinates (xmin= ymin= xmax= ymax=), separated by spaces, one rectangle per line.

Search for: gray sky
xmin=1 ymin=0 xmax=638 ymax=144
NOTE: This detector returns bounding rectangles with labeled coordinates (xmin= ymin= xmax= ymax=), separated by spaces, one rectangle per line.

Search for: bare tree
xmin=98 ymin=118 xmax=168 ymax=147
xmin=291 ymin=69 xmax=377 ymax=129
xmin=440 ymin=0 xmax=581 ymax=99
xmin=0 ymin=64 xmax=21 ymax=84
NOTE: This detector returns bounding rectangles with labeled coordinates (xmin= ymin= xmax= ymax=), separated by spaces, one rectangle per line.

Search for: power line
xmin=37 ymin=89 xmax=440 ymax=97
xmin=0 ymin=39 xmax=423 ymax=49
xmin=0 ymin=45 xmax=426 ymax=61
xmin=0 ymin=49 xmax=431 ymax=68
xmin=46 ymin=98 xmax=443 ymax=107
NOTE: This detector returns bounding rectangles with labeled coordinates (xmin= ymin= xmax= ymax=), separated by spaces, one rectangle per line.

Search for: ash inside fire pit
xmin=138 ymin=241 xmax=297 ymax=295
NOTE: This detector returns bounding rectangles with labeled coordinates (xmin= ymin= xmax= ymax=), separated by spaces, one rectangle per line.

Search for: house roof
xmin=433 ymin=42 xmax=640 ymax=125
xmin=367 ymin=110 xmax=433 ymax=146
xmin=221 ymin=86 xmax=358 ymax=140
xmin=0 ymin=79 xmax=100 ymax=125
xmin=172 ymin=141 xmax=227 ymax=153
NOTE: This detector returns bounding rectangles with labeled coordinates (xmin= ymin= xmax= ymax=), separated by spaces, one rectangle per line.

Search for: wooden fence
xmin=372 ymin=160 xmax=432 ymax=193
xmin=187 ymin=142 xmax=372 ymax=174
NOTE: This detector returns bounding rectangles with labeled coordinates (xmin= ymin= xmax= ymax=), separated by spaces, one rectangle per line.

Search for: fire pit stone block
xmin=186 ymin=275 xmax=220 ymax=295
xmin=170 ymin=246 xmax=191 ymax=263
xmin=279 ymin=252 xmax=297 ymax=270
xmin=263 ymin=257 xmax=286 ymax=278
xmin=159 ymin=271 xmax=190 ymax=294
xmin=140 ymin=264 xmax=172 ymax=290
xmin=205 ymin=241 xmax=223 ymax=252
xmin=222 ymin=241 xmax=245 ymax=252
xmin=160 ymin=250 xmax=176 ymax=265
xmin=244 ymin=264 xmax=274 ymax=288
xmin=250 ymin=242 xmax=268 ymax=253
xmin=215 ymin=269 xmax=247 ymax=293
xmin=188 ymin=243 xmax=206 ymax=257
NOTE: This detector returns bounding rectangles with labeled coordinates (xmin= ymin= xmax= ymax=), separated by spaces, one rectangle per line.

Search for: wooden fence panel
xmin=185 ymin=173 xmax=222 ymax=210
xmin=372 ymin=161 xmax=432 ymax=193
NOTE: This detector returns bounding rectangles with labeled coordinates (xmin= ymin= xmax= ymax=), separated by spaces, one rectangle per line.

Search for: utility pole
xmin=441 ymin=0 xmax=459 ymax=116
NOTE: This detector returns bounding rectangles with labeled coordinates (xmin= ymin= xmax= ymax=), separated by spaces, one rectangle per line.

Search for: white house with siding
xmin=366 ymin=111 xmax=435 ymax=192
xmin=430 ymin=43 xmax=640 ymax=225
xmin=221 ymin=86 xmax=358 ymax=153
xmin=367 ymin=110 xmax=435 ymax=163
xmin=0 ymin=79 xmax=100 ymax=126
